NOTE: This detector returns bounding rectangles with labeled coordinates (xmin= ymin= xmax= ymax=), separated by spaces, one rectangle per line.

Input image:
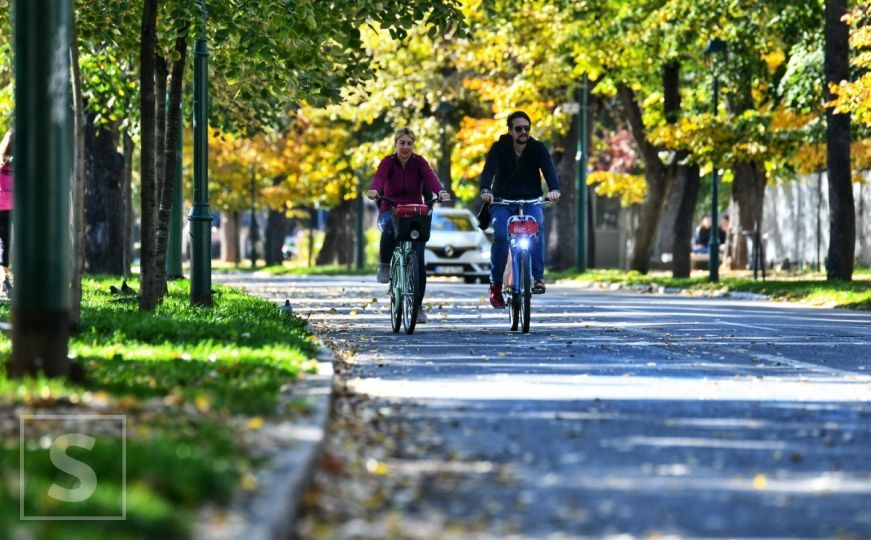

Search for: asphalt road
xmin=217 ymin=273 xmax=871 ymax=539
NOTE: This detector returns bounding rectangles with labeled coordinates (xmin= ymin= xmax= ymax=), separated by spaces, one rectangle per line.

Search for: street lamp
xmin=576 ymin=73 xmax=589 ymax=272
xmin=249 ymin=164 xmax=258 ymax=267
xmin=705 ymin=37 xmax=727 ymax=282
xmin=189 ymin=0 xmax=212 ymax=305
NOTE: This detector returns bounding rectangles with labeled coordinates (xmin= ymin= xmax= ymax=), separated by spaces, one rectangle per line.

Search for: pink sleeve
xmin=370 ymin=157 xmax=389 ymax=192
xmin=419 ymin=157 xmax=443 ymax=193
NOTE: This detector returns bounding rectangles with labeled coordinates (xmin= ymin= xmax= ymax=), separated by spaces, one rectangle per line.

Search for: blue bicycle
xmin=492 ymin=198 xmax=547 ymax=333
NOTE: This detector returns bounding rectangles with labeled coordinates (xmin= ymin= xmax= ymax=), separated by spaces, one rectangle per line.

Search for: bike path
xmin=216 ymin=274 xmax=871 ymax=538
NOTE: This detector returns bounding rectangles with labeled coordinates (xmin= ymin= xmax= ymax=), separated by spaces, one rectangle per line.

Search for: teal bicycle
xmin=378 ymin=196 xmax=436 ymax=334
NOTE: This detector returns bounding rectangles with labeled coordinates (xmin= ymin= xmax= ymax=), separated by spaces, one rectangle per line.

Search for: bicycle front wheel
xmin=402 ymin=252 xmax=419 ymax=334
xmin=519 ymin=251 xmax=532 ymax=333
xmin=389 ymin=258 xmax=401 ymax=333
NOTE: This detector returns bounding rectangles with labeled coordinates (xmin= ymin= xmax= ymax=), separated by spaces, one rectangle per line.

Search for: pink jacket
xmin=0 ymin=165 xmax=12 ymax=211
xmin=369 ymin=154 xmax=443 ymax=213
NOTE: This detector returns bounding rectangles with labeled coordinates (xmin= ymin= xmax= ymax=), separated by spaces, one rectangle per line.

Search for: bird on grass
xmin=121 ymin=280 xmax=137 ymax=295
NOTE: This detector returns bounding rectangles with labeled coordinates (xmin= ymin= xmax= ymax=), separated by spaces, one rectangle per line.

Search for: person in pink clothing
xmin=0 ymin=129 xmax=13 ymax=294
xmin=366 ymin=127 xmax=450 ymax=323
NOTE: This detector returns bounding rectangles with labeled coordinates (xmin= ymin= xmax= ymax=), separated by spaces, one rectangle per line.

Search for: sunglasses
xmin=513 ymin=125 xmax=531 ymax=133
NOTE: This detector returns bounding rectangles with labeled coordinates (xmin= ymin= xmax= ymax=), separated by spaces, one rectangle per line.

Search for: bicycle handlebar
xmin=492 ymin=197 xmax=547 ymax=206
xmin=375 ymin=194 xmax=439 ymax=208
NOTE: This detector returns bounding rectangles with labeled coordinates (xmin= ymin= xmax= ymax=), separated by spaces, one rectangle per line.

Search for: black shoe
xmin=532 ymin=279 xmax=546 ymax=294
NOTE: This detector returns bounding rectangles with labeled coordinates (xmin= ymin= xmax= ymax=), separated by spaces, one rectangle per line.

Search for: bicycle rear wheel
xmin=402 ymin=251 xmax=419 ymax=334
xmin=389 ymin=258 xmax=401 ymax=333
xmin=519 ymin=251 xmax=532 ymax=333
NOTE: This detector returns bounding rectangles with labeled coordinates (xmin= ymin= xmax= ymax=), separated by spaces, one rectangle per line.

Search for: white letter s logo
xmin=47 ymin=433 xmax=97 ymax=502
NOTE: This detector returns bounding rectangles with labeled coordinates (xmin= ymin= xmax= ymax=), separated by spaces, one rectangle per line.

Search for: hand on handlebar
xmin=438 ymin=190 xmax=451 ymax=202
xmin=367 ymin=189 xmax=379 ymax=200
xmin=547 ymin=190 xmax=561 ymax=203
xmin=480 ymin=192 xmax=494 ymax=204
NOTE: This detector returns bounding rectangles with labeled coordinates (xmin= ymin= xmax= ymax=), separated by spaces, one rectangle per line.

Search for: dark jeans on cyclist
xmin=378 ymin=211 xmax=427 ymax=297
xmin=489 ymin=202 xmax=544 ymax=285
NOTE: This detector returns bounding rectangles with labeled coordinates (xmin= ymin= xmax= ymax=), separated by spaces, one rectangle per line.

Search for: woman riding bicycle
xmin=479 ymin=111 xmax=560 ymax=308
xmin=367 ymin=127 xmax=450 ymax=323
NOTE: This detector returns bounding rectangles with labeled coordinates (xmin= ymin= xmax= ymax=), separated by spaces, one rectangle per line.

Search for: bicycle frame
xmin=493 ymin=198 xmax=544 ymax=333
xmin=377 ymin=196 xmax=435 ymax=334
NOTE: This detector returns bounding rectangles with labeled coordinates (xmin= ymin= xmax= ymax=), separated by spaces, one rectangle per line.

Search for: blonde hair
xmin=393 ymin=127 xmax=416 ymax=143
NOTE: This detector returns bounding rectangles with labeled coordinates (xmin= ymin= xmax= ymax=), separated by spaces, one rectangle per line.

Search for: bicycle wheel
xmin=519 ymin=251 xmax=532 ymax=333
xmin=508 ymin=285 xmax=519 ymax=332
xmin=389 ymin=258 xmax=401 ymax=333
xmin=402 ymin=251 xmax=419 ymax=334
xmin=507 ymin=248 xmax=519 ymax=331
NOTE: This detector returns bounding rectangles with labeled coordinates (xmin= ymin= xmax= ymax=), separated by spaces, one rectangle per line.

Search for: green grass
xmin=550 ymin=268 xmax=871 ymax=310
xmin=0 ymin=276 xmax=317 ymax=539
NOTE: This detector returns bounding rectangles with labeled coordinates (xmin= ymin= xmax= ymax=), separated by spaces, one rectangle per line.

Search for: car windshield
xmin=432 ymin=214 xmax=475 ymax=232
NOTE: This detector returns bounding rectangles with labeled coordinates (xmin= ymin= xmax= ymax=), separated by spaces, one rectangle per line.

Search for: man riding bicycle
xmin=479 ymin=111 xmax=560 ymax=309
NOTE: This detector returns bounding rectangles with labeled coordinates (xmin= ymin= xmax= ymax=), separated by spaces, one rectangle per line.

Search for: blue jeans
xmin=378 ymin=211 xmax=427 ymax=297
xmin=490 ymin=203 xmax=544 ymax=284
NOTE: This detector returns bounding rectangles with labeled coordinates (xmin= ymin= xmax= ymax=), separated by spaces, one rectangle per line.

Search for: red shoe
xmin=489 ymin=283 xmax=505 ymax=309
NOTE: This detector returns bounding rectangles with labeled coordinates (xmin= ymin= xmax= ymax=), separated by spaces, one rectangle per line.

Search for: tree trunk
xmin=265 ymin=178 xmax=289 ymax=266
xmin=221 ymin=212 xmax=241 ymax=263
xmin=122 ymin=132 xmax=133 ymax=278
xmin=147 ymin=55 xmax=167 ymax=299
xmin=438 ymin=127 xmax=454 ymax=203
xmin=316 ymin=199 xmax=353 ymax=266
xmin=69 ymin=18 xmax=85 ymax=331
xmin=825 ymin=0 xmax=855 ymax=280
xmin=138 ymin=0 xmax=158 ymax=310
xmin=671 ymin=163 xmax=700 ymax=278
xmin=154 ymin=32 xmax=188 ymax=296
xmin=730 ymin=160 xmax=766 ymax=269
xmin=550 ymin=114 xmax=578 ymax=271
xmin=618 ymin=83 xmax=669 ymax=274
xmin=84 ymin=116 xmax=125 ymax=275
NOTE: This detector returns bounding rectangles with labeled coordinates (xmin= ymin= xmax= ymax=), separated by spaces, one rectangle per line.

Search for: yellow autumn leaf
xmin=241 ymin=472 xmax=259 ymax=490
xmin=194 ymin=395 xmax=211 ymax=413
xmin=246 ymin=417 xmax=264 ymax=430
xmin=752 ymin=473 xmax=768 ymax=490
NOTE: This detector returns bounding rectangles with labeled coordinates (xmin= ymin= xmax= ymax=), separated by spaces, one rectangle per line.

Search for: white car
xmin=424 ymin=208 xmax=492 ymax=283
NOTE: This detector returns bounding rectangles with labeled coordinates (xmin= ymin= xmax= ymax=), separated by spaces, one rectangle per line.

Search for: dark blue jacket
xmin=479 ymin=134 xmax=559 ymax=199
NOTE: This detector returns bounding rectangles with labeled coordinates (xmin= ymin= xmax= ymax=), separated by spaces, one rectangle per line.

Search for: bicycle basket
xmin=392 ymin=204 xmax=432 ymax=242
xmin=508 ymin=215 xmax=539 ymax=235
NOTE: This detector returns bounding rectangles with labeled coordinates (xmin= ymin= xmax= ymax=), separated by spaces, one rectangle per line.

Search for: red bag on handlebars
xmin=391 ymin=204 xmax=433 ymax=242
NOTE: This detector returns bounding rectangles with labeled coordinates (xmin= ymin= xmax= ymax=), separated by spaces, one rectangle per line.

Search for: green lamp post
xmin=705 ymin=38 xmax=727 ymax=282
xmin=189 ymin=0 xmax=212 ymax=305
xmin=575 ymin=74 xmax=589 ymax=272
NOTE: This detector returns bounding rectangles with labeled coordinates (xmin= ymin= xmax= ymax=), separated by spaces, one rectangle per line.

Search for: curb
xmin=194 ymin=337 xmax=335 ymax=540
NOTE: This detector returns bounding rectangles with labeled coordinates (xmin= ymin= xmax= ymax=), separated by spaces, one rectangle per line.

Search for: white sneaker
xmin=416 ymin=309 xmax=428 ymax=324
xmin=376 ymin=263 xmax=390 ymax=283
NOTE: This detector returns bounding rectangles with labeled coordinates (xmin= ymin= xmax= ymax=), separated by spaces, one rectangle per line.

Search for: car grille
xmin=428 ymin=246 xmax=476 ymax=259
